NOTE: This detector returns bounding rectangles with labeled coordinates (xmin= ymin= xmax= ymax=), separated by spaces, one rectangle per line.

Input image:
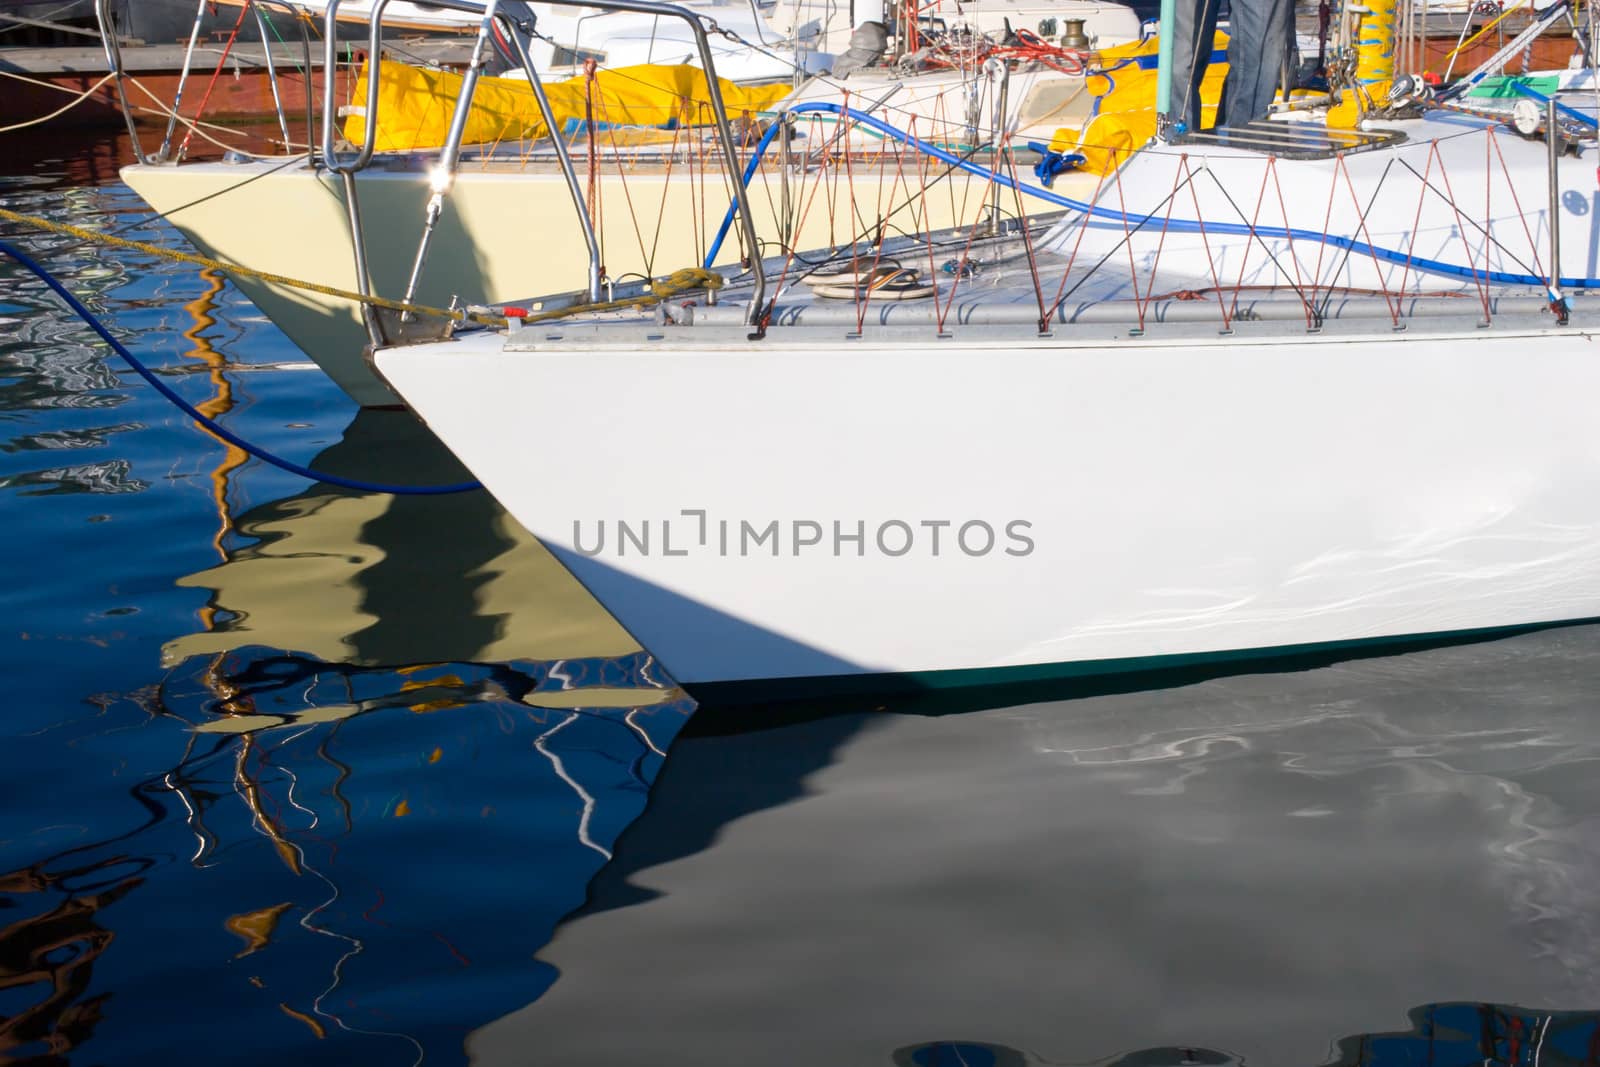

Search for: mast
xmin=1156 ymin=0 xmax=1177 ymax=140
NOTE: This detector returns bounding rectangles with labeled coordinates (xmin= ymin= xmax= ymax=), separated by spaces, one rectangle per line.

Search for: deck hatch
xmin=1173 ymin=120 xmax=1407 ymax=158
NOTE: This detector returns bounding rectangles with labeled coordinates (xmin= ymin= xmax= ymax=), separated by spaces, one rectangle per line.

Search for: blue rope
xmin=0 ymin=240 xmax=482 ymax=495
xmin=1508 ymin=81 xmax=1599 ymax=131
xmin=705 ymin=103 xmax=1600 ymax=290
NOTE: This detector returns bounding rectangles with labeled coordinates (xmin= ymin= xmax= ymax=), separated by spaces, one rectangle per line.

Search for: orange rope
xmin=761 ymin=146 xmax=833 ymax=327
xmin=1179 ymin=155 xmax=1233 ymax=331
xmin=1046 ymin=153 xmax=1114 ymax=319
xmin=643 ymin=117 xmax=688 ymax=275
xmin=923 ymin=29 xmax=1088 ymax=75
xmin=1109 ymin=151 xmax=1142 ymax=326
xmin=932 ymin=144 xmax=1004 ymax=333
xmin=1397 ymin=142 xmax=1439 ymax=301
xmin=592 ymin=81 xmax=652 ymax=275
xmin=1227 ymin=158 xmax=1280 ymax=324
xmin=1311 ymin=155 xmax=1343 ymax=297
xmin=1486 ymin=127 xmax=1548 ymax=288
xmin=1265 ymin=158 xmax=1315 ymax=327
xmin=1135 ymin=153 xmax=1189 ymax=330
xmin=999 ymin=138 xmax=1049 ymax=329
xmin=1335 ymin=153 xmax=1404 ymax=326
xmin=1427 ymin=142 xmax=1495 ymax=321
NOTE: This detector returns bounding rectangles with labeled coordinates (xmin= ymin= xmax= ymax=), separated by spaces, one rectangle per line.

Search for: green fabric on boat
xmin=1465 ymin=74 xmax=1560 ymax=99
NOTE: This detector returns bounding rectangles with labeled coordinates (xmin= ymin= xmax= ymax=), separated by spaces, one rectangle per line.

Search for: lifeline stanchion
xmin=0 ymin=240 xmax=484 ymax=496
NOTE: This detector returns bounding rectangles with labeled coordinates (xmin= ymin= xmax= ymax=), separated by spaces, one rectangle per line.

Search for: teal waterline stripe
xmin=686 ymin=614 xmax=1600 ymax=708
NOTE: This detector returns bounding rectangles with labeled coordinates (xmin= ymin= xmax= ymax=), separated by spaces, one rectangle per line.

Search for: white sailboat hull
xmin=376 ymin=320 xmax=1600 ymax=693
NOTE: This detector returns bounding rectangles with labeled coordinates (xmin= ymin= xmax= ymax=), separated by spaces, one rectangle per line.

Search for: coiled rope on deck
xmin=0 ymin=239 xmax=483 ymax=495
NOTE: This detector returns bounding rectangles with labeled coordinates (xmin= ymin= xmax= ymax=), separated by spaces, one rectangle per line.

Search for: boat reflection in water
xmin=0 ymin=849 xmax=143 ymax=1062
xmin=0 ymin=653 xmax=691 ymax=1064
xmin=162 ymin=408 xmax=643 ymax=670
xmin=477 ymin=627 xmax=1600 ymax=1066
xmin=897 ymin=1007 xmax=1600 ymax=1066
xmin=0 ymin=404 xmax=694 ymax=1064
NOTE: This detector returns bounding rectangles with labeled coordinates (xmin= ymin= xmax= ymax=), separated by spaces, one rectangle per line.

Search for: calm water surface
xmin=3 ymin=165 xmax=1600 ymax=1066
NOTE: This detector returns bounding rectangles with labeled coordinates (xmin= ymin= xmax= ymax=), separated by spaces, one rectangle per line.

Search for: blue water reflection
xmin=4 ymin=648 xmax=690 ymax=1065
xmin=0 ymin=178 xmax=691 ymax=1063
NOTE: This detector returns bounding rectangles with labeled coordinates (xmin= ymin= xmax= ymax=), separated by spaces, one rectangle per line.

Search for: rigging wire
xmin=704 ymin=101 xmax=1600 ymax=289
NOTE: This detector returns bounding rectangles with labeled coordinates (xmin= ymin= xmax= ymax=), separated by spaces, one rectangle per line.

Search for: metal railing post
xmin=319 ymin=0 xmax=389 ymax=344
xmin=498 ymin=4 xmax=604 ymax=302
xmin=93 ymin=0 xmax=155 ymax=165
xmin=159 ymin=0 xmax=212 ymax=161
xmin=320 ymin=0 xmax=392 ymax=175
xmin=1547 ymin=95 xmax=1568 ymax=322
xmin=246 ymin=0 xmax=294 ymax=152
xmin=247 ymin=0 xmax=315 ymax=156
xmin=526 ymin=0 xmax=768 ymax=324
xmin=989 ymin=59 xmax=1008 ymax=235
xmin=399 ymin=0 xmax=503 ymax=316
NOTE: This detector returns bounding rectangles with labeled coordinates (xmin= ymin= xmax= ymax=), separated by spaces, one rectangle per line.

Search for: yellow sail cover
xmin=342 ymin=61 xmax=793 ymax=152
xmin=1047 ymin=34 xmax=1230 ymax=175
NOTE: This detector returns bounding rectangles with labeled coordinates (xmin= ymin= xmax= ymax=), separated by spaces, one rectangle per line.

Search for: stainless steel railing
xmin=318 ymin=0 xmax=766 ymax=328
xmin=97 ymin=0 xmax=767 ymax=332
xmin=315 ymin=0 xmax=604 ymax=339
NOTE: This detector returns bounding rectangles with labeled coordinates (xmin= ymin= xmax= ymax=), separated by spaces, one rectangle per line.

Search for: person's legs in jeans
xmin=1168 ymin=0 xmax=1222 ymax=133
xmin=1219 ymin=0 xmax=1294 ymax=128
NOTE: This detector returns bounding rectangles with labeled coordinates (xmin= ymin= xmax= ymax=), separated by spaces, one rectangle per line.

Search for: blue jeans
xmin=1168 ymin=0 xmax=1294 ymax=131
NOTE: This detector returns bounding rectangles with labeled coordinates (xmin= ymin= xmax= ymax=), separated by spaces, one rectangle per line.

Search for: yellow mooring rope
xmin=0 ymin=206 xmax=503 ymax=326
xmin=520 ymin=267 xmax=726 ymax=324
xmin=0 ymin=207 xmax=724 ymax=328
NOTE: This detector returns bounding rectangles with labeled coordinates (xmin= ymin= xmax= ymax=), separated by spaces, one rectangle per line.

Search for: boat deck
xmin=474 ymin=222 xmax=1576 ymax=356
